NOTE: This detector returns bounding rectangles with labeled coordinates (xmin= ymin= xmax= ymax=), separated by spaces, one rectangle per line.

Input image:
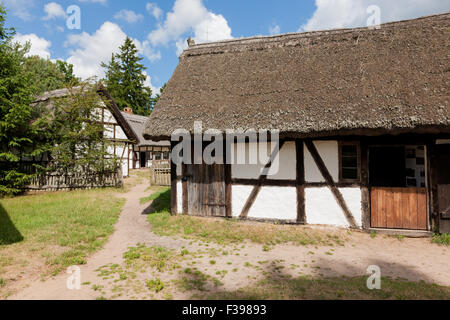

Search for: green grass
xmin=432 ymin=233 xmax=450 ymax=245
xmin=202 ymin=275 xmax=450 ymax=300
xmin=0 ymin=188 xmax=125 ymax=276
xmin=146 ymin=189 xmax=346 ymax=246
xmin=140 ymin=187 xmax=170 ymax=205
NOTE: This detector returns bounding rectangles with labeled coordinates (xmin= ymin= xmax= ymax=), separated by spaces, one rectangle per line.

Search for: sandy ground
xmin=9 ymin=178 xmax=450 ymax=300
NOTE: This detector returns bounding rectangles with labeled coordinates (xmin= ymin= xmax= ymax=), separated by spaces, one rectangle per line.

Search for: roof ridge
xmin=183 ymin=12 xmax=449 ymax=53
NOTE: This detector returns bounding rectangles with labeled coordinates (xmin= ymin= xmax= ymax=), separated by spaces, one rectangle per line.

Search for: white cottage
xmin=143 ymin=14 xmax=450 ymax=234
xmin=33 ymin=86 xmax=137 ymax=178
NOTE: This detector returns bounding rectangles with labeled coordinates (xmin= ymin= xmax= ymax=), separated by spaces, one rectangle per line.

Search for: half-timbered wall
xmin=172 ymin=135 xmax=449 ymax=231
xmin=99 ymin=103 xmax=131 ymax=177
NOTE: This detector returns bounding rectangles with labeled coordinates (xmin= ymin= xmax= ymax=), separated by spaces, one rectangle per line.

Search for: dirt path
xmin=10 ymin=178 xmax=449 ymax=300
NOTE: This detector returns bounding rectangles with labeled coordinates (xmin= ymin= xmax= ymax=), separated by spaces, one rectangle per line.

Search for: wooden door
xmin=185 ymin=164 xmax=226 ymax=217
xmin=371 ymin=187 xmax=427 ymax=230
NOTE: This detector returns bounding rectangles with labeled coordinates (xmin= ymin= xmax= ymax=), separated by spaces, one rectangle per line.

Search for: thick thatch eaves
xmin=143 ymin=13 xmax=450 ymax=141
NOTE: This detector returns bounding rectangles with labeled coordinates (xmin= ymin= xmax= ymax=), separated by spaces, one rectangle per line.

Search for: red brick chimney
xmin=124 ymin=107 xmax=133 ymax=115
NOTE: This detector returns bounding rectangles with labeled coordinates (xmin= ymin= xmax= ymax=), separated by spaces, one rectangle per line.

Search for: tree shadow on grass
xmin=142 ymin=188 xmax=171 ymax=215
xmin=189 ymin=258 xmax=450 ymax=300
xmin=0 ymin=203 xmax=23 ymax=245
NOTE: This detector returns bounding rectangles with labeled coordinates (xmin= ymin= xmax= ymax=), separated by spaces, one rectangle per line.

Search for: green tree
xmin=48 ymin=83 xmax=119 ymax=174
xmin=101 ymin=37 xmax=152 ymax=116
xmin=0 ymin=4 xmax=47 ymax=194
xmin=21 ymin=57 xmax=79 ymax=95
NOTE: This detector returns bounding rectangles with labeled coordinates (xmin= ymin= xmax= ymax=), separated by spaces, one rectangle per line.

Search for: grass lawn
xmin=200 ymin=275 xmax=450 ymax=300
xmin=145 ymin=188 xmax=347 ymax=247
xmin=139 ymin=187 xmax=450 ymax=300
xmin=0 ymin=187 xmax=125 ymax=297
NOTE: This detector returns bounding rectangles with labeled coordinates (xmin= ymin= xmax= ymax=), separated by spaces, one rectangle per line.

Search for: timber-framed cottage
xmin=143 ymin=13 xmax=450 ymax=234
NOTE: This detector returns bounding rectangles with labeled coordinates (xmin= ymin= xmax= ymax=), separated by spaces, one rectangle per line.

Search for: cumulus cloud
xmin=300 ymin=0 xmax=450 ymax=32
xmin=148 ymin=0 xmax=232 ymax=55
xmin=66 ymin=22 xmax=127 ymax=79
xmin=13 ymin=33 xmax=52 ymax=59
xmin=65 ymin=22 xmax=161 ymax=80
xmin=1 ymin=0 xmax=35 ymax=20
xmin=43 ymin=2 xmax=67 ymax=21
xmin=114 ymin=9 xmax=144 ymax=23
xmin=146 ymin=2 xmax=163 ymax=20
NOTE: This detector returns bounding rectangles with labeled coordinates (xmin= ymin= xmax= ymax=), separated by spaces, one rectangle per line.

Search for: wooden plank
xmin=360 ymin=141 xmax=371 ymax=229
xmin=225 ymin=163 xmax=232 ymax=218
xmin=393 ymin=189 xmax=402 ymax=228
xmin=417 ymin=188 xmax=427 ymax=230
xmin=371 ymin=188 xmax=378 ymax=227
xmin=304 ymin=140 xmax=358 ymax=228
xmin=401 ymin=188 xmax=409 ymax=229
xmin=170 ymin=143 xmax=177 ymax=216
xmin=384 ymin=188 xmax=393 ymax=228
xmin=408 ymin=190 xmax=418 ymax=230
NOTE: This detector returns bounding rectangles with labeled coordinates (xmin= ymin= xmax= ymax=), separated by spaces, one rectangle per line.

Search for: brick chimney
xmin=124 ymin=107 xmax=133 ymax=115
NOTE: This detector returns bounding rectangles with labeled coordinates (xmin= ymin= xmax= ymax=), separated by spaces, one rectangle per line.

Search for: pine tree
xmin=101 ymin=37 xmax=152 ymax=116
xmin=0 ymin=4 xmax=47 ymax=194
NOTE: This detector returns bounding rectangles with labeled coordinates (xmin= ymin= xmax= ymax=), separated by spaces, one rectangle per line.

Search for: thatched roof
xmin=33 ymin=85 xmax=138 ymax=142
xmin=143 ymin=13 xmax=450 ymax=141
xmin=121 ymin=112 xmax=170 ymax=147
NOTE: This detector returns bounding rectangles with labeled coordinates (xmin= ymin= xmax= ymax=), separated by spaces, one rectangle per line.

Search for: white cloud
xmin=300 ymin=0 xmax=450 ymax=32
xmin=66 ymin=22 xmax=127 ymax=79
xmin=269 ymin=24 xmax=281 ymax=35
xmin=13 ymin=33 xmax=52 ymax=59
xmin=43 ymin=2 xmax=67 ymax=21
xmin=148 ymin=0 xmax=232 ymax=54
xmin=65 ymin=22 xmax=161 ymax=80
xmin=114 ymin=9 xmax=144 ymax=23
xmin=143 ymin=71 xmax=161 ymax=97
xmin=134 ymin=39 xmax=161 ymax=62
xmin=1 ymin=0 xmax=35 ymax=20
xmin=146 ymin=2 xmax=163 ymax=20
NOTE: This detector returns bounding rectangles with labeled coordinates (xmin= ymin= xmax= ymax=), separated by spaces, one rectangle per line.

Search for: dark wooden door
xmin=185 ymin=164 xmax=226 ymax=217
xmin=434 ymin=144 xmax=450 ymax=233
xmin=371 ymin=187 xmax=427 ymax=230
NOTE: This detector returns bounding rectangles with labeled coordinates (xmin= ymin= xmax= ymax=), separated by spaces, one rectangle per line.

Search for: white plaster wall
xmin=231 ymin=185 xmax=253 ymax=217
xmin=305 ymin=187 xmax=362 ymax=227
xmin=104 ymin=124 xmax=114 ymax=139
xmin=231 ymin=141 xmax=296 ymax=180
xmin=177 ymin=181 xmax=183 ymax=214
xmin=231 ymin=185 xmax=297 ymax=220
xmin=115 ymin=125 xmax=128 ymax=140
xmin=103 ymin=109 xmax=115 ymax=123
xmin=304 ymin=141 xmax=339 ymax=183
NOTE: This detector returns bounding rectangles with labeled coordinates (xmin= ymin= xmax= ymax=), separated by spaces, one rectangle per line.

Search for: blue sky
xmin=1 ymin=0 xmax=449 ymax=94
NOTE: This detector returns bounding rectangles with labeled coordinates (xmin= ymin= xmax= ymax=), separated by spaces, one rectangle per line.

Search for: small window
xmin=339 ymin=142 xmax=360 ymax=182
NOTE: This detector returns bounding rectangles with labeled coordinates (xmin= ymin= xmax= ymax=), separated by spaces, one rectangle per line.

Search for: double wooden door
xmin=184 ymin=164 xmax=226 ymax=217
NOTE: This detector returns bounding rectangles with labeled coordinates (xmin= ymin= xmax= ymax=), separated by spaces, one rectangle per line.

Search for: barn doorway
xmin=183 ymin=163 xmax=226 ymax=217
xmin=434 ymin=143 xmax=450 ymax=234
xmin=140 ymin=152 xmax=146 ymax=168
xmin=369 ymin=145 xmax=427 ymax=230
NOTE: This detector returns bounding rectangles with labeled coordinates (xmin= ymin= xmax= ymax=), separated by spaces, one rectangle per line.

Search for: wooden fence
xmin=150 ymin=160 xmax=171 ymax=186
xmin=25 ymin=169 xmax=123 ymax=192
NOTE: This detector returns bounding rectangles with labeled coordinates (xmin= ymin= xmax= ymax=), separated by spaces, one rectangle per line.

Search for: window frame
xmin=338 ymin=141 xmax=361 ymax=183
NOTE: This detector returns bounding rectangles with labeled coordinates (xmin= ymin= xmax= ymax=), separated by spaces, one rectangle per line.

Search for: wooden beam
xmin=182 ymin=164 xmax=188 ymax=214
xmin=296 ymin=140 xmax=306 ymax=224
xmin=240 ymin=140 xmax=286 ymax=219
xmin=304 ymin=140 xmax=358 ymax=228
xmin=170 ymin=142 xmax=177 ymax=216
xmin=360 ymin=140 xmax=371 ymax=229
